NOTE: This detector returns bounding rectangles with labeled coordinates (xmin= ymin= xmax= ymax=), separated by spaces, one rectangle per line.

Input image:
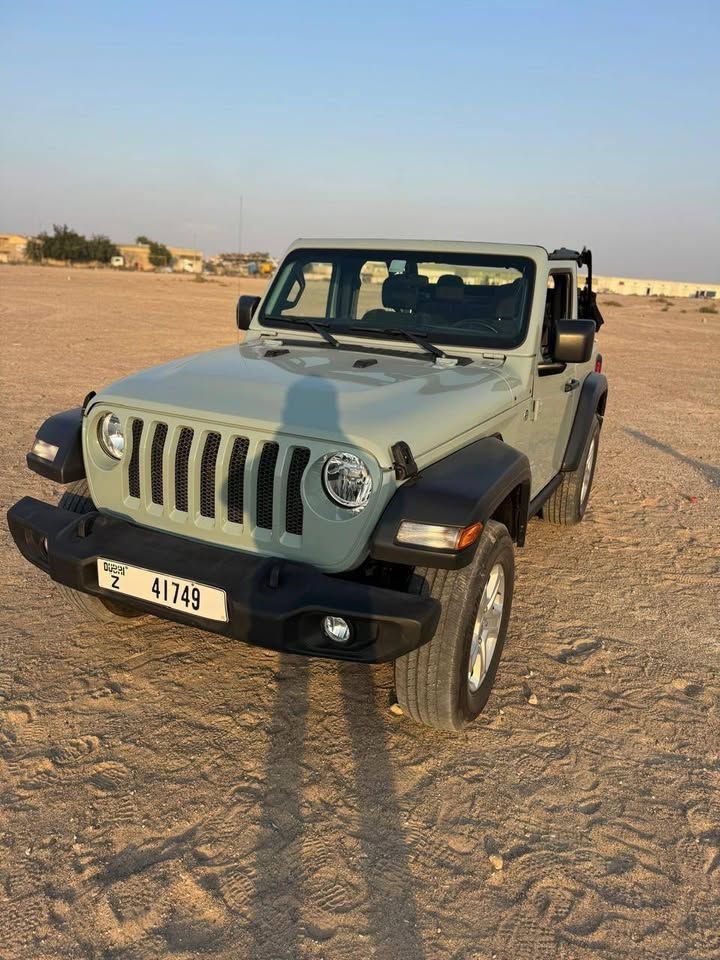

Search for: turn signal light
xmin=396 ymin=520 xmax=483 ymax=551
xmin=595 ymin=353 xmax=603 ymax=373
xmin=456 ymin=522 xmax=484 ymax=550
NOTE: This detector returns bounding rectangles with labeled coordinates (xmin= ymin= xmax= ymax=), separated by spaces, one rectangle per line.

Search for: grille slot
xmin=285 ymin=448 xmax=310 ymax=535
xmin=199 ymin=432 xmax=221 ymax=519
xmin=174 ymin=427 xmax=194 ymax=512
xmin=256 ymin=442 xmax=279 ymax=529
xmin=150 ymin=423 xmax=168 ymax=505
xmin=128 ymin=419 xmax=143 ymax=498
xmin=227 ymin=437 xmax=249 ymax=523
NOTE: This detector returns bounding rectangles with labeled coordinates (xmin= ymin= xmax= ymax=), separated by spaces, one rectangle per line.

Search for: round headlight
xmin=98 ymin=413 xmax=125 ymax=460
xmin=322 ymin=452 xmax=373 ymax=510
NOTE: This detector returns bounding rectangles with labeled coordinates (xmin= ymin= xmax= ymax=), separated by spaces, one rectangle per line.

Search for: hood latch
xmin=391 ymin=441 xmax=419 ymax=482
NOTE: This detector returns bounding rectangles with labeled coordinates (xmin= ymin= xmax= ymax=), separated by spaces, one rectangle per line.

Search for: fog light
xmin=323 ymin=616 xmax=351 ymax=644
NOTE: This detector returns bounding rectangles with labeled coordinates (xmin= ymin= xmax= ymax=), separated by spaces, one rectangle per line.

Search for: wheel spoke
xmin=468 ymin=563 xmax=505 ymax=693
xmin=581 ymin=437 xmax=596 ymax=504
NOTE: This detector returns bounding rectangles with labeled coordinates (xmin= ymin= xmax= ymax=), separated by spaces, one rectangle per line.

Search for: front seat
xmin=361 ymin=274 xmax=420 ymax=326
xmin=494 ymin=279 xmax=524 ymax=336
xmin=422 ymin=273 xmax=465 ymax=323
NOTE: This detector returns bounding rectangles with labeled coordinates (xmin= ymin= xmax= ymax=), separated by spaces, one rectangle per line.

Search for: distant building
xmin=117 ymin=244 xmax=153 ymax=270
xmin=595 ymin=275 xmax=719 ymax=299
xmin=0 ymin=233 xmax=28 ymax=263
xmin=117 ymin=243 xmax=203 ymax=273
xmin=169 ymin=247 xmax=203 ymax=274
xmin=209 ymin=252 xmax=276 ymax=276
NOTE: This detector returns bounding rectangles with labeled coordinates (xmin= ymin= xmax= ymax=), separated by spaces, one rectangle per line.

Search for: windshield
xmin=259 ymin=248 xmax=536 ymax=350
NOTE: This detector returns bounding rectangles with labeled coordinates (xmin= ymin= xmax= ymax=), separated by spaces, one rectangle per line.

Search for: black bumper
xmin=7 ymin=497 xmax=440 ymax=663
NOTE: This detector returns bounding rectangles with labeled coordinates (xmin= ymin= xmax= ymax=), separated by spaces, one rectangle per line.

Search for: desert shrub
xmin=699 ymin=304 xmax=717 ymax=314
xmin=603 ymin=299 xmax=623 ymax=307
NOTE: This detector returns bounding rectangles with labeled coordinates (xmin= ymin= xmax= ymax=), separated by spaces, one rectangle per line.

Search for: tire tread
xmin=544 ymin=415 xmax=600 ymax=525
xmin=395 ymin=520 xmax=514 ymax=731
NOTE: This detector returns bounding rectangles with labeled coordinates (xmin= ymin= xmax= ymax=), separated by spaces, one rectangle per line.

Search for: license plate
xmin=96 ymin=559 xmax=228 ymax=622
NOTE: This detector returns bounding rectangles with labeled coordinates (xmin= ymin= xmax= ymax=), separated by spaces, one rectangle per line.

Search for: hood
xmin=95 ymin=341 xmax=519 ymax=466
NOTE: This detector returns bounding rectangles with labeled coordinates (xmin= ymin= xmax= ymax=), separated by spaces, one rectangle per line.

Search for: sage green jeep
xmin=8 ymin=240 xmax=607 ymax=731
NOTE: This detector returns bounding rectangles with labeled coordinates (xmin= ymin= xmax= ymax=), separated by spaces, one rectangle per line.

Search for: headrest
xmin=496 ymin=278 xmax=522 ymax=302
xmin=435 ymin=274 xmax=464 ymax=302
xmin=495 ymin=278 xmax=523 ymax=316
xmin=382 ymin=274 xmax=418 ymax=311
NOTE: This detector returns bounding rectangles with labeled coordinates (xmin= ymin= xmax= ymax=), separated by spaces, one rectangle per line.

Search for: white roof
xmin=287 ymin=238 xmax=549 ymax=261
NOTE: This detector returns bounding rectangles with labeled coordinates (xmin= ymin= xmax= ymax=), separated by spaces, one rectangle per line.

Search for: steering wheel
xmin=445 ymin=316 xmax=505 ymax=334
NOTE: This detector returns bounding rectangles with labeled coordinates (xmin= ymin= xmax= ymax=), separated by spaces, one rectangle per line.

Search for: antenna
xmin=237 ymin=195 xmax=243 ymax=255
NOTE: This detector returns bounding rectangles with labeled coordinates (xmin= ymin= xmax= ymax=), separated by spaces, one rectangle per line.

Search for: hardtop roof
xmin=286 ymin=238 xmax=550 ymax=261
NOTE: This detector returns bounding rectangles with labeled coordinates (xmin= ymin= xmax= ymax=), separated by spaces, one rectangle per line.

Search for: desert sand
xmin=1 ymin=265 xmax=718 ymax=959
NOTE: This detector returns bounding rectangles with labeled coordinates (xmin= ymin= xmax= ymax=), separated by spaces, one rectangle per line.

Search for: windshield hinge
xmin=391 ymin=441 xmax=419 ymax=481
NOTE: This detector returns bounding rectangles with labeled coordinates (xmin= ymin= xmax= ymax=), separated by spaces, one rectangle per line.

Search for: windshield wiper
xmin=276 ymin=318 xmax=339 ymax=348
xmin=355 ymin=327 xmax=448 ymax=360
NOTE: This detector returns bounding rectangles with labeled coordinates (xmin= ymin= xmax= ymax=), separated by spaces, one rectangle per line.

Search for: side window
xmin=542 ymin=272 xmax=571 ymax=358
xmin=272 ymin=261 xmax=333 ymax=318
xmin=357 ymin=261 xmax=389 ymax=318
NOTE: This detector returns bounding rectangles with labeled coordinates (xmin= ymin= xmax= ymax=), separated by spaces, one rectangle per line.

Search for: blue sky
xmin=1 ymin=0 xmax=718 ymax=279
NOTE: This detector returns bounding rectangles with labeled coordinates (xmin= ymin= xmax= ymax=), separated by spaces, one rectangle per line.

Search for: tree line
xmin=26 ymin=225 xmax=174 ymax=267
xmin=27 ymin=225 xmax=119 ymax=263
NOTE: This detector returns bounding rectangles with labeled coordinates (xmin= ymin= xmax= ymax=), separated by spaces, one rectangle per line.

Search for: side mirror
xmin=236 ymin=295 xmax=261 ymax=330
xmin=554 ymin=319 xmax=595 ymax=364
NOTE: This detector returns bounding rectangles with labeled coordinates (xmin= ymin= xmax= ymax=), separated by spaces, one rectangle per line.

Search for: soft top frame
xmin=549 ymin=247 xmax=603 ymax=330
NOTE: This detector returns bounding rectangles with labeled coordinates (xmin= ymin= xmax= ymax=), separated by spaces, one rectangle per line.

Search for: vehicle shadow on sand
xmin=623 ymin=427 xmax=720 ymax=487
xmin=247 ymin=655 xmax=310 ymax=960
xmin=247 ymin=657 xmax=425 ymax=960
xmin=246 ymin=364 xmax=425 ymax=958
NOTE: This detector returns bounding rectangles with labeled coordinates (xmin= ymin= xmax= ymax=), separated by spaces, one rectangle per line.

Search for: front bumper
xmin=7 ymin=497 xmax=440 ymax=663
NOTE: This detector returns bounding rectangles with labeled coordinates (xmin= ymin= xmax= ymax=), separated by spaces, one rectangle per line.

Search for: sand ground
xmin=0 ymin=265 xmax=718 ymax=960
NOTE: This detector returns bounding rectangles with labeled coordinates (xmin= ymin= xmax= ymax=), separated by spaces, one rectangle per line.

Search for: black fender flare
xmin=370 ymin=436 xmax=531 ymax=570
xmin=26 ymin=407 xmax=86 ymax=483
xmin=562 ymin=373 xmax=608 ymax=472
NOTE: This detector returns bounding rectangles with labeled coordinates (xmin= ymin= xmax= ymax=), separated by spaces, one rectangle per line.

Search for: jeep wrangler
xmin=8 ymin=240 xmax=607 ymax=731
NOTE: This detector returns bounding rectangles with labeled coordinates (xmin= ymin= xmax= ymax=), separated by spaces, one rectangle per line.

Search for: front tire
xmin=56 ymin=481 xmax=141 ymax=622
xmin=394 ymin=520 xmax=515 ymax=731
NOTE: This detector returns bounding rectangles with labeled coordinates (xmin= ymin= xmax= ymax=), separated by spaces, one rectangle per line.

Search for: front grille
xmin=174 ymin=427 xmax=194 ymax=512
xmin=227 ymin=437 xmax=249 ymax=523
xmin=150 ymin=423 xmax=168 ymax=505
xmin=128 ymin=419 xmax=143 ymax=498
xmin=286 ymin=448 xmax=310 ymax=535
xmin=199 ymin=432 xmax=221 ymax=519
xmin=256 ymin=442 xmax=279 ymax=529
xmin=128 ymin=422 xmax=311 ymax=539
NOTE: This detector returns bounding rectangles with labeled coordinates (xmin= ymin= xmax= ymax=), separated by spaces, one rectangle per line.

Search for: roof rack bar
xmin=548 ymin=247 xmax=581 ymax=261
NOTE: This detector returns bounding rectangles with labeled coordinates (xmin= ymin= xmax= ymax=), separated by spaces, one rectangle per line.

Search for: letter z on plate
xmin=96 ymin=559 xmax=228 ymax=621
